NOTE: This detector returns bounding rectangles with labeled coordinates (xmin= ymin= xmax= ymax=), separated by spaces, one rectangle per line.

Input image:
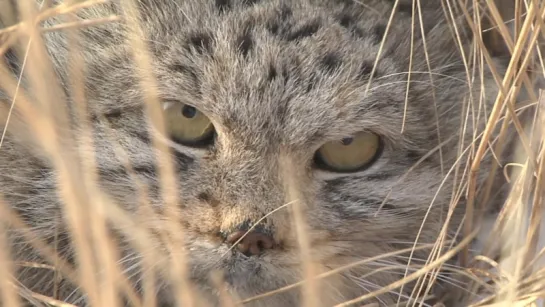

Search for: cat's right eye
xmin=163 ymin=102 xmax=215 ymax=147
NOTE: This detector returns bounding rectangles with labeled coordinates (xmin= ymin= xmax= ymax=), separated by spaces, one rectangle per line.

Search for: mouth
xmin=182 ymin=239 xmax=299 ymax=298
xmin=150 ymin=221 xmax=328 ymax=306
xmin=188 ymin=240 xmax=272 ymax=275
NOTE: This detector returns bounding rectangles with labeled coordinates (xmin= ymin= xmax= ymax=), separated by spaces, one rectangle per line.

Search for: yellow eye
xmin=164 ymin=103 xmax=215 ymax=146
xmin=315 ymin=132 xmax=382 ymax=172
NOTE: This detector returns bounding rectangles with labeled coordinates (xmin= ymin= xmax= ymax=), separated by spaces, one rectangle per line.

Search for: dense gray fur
xmin=0 ymin=0 xmax=510 ymax=306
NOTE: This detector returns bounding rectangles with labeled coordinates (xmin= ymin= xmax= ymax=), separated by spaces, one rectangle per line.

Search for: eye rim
xmin=164 ymin=103 xmax=216 ymax=148
xmin=313 ymin=132 xmax=384 ymax=173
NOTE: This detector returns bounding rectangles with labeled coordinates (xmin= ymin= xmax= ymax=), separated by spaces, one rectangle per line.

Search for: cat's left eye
xmin=314 ymin=132 xmax=382 ymax=172
xmin=163 ymin=103 xmax=215 ymax=146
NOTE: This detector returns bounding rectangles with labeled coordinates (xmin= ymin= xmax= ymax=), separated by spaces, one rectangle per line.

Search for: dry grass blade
xmin=238 ymin=242 xmax=444 ymax=304
xmin=334 ymin=229 xmax=480 ymax=307
xmin=279 ymin=154 xmax=319 ymax=307
xmin=117 ymin=2 xmax=195 ymax=306
xmin=41 ymin=15 xmax=122 ymax=33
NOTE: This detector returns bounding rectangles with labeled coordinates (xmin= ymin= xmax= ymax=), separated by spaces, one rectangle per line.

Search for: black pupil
xmin=341 ymin=138 xmax=353 ymax=146
xmin=182 ymin=105 xmax=197 ymax=118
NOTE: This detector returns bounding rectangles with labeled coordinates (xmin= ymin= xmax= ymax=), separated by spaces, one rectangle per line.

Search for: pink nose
xmin=226 ymin=230 xmax=275 ymax=256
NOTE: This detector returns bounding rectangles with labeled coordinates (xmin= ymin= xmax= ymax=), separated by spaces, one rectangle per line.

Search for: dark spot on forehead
xmin=267 ymin=63 xmax=278 ymax=81
xmin=236 ymin=29 xmax=253 ymax=57
xmin=267 ymin=4 xmax=294 ymax=36
xmin=169 ymin=64 xmax=200 ymax=94
xmin=338 ymin=14 xmax=353 ymax=28
xmin=187 ymin=32 xmax=213 ymax=55
xmin=397 ymin=3 xmax=413 ymax=14
xmin=267 ymin=21 xmax=280 ymax=35
xmin=286 ymin=21 xmax=320 ymax=41
xmin=357 ymin=61 xmax=378 ymax=80
xmin=372 ymin=24 xmax=386 ymax=44
xmin=336 ymin=13 xmax=365 ymax=38
xmin=197 ymin=192 xmax=220 ymax=207
xmin=242 ymin=0 xmax=261 ymax=5
xmin=279 ymin=4 xmax=293 ymax=20
xmin=320 ymin=52 xmax=341 ymax=73
xmin=215 ymin=0 xmax=230 ymax=12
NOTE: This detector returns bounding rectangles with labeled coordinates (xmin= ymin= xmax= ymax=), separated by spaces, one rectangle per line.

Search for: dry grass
xmin=0 ymin=0 xmax=544 ymax=306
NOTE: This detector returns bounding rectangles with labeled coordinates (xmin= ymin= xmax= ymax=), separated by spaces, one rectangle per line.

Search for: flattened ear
xmin=481 ymin=0 xmax=515 ymax=58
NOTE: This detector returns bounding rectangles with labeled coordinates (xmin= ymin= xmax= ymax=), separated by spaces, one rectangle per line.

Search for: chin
xmin=154 ymin=242 xmax=300 ymax=307
xmin=146 ymin=240 xmax=400 ymax=307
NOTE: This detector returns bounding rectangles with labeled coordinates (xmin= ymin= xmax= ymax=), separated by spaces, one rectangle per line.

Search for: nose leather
xmin=225 ymin=227 xmax=275 ymax=256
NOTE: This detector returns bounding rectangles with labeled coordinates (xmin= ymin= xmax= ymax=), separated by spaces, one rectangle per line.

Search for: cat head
xmin=1 ymin=0 xmax=508 ymax=305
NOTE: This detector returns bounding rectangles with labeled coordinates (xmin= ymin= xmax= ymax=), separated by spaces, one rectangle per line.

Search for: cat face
xmin=1 ymin=0 xmax=502 ymax=306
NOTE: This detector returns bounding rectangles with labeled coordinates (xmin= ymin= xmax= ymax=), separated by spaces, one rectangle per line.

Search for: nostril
xmin=255 ymin=234 xmax=274 ymax=249
xmin=225 ymin=230 xmax=275 ymax=256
